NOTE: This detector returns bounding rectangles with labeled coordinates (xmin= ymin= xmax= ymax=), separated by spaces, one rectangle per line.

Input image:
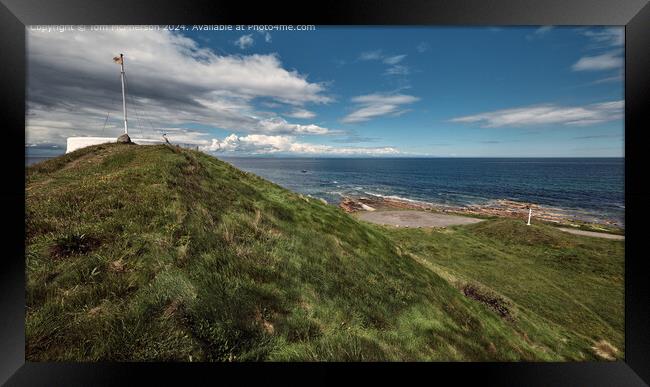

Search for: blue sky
xmin=27 ymin=26 xmax=624 ymax=157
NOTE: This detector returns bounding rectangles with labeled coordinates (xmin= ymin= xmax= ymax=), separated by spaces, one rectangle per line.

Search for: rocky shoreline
xmin=339 ymin=195 xmax=623 ymax=229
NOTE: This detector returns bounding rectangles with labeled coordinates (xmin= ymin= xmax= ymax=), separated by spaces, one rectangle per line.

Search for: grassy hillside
xmin=383 ymin=220 xmax=624 ymax=360
xmin=26 ymin=143 xmax=622 ymax=361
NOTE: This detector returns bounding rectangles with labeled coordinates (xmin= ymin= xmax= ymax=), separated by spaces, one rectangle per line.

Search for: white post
xmin=527 ymin=207 xmax=532 ymax=226
xmin=119 ymin=53 xmax=128 ymax=135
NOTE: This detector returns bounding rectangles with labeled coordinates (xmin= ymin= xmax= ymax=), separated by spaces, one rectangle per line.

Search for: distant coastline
xmin=339 ymin=194 xmax=623 ymax=231
xmin=223 ymin=156 xmax=625 ymax=227
xmin=27 ymin=153 xmax=625 ymax=228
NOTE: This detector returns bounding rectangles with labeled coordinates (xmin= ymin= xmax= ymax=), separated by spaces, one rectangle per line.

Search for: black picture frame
xmin=1 ymin=0 xmax=648 ymax=385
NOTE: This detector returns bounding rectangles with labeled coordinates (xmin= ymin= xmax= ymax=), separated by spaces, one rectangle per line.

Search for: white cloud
xmin=572 ymin=51 xmax=623 ymax=71
xmin=285 ymin=108 xmax=316 ymax=119
xmin=450 ymin=100 xmax=623 ymax=127
xmin=572 ymin=27 xmax=624 ymax=74
xmin=256 ymin=117 xmax=329 ymax=135
xmin=358 ymin=50 xmax=383 ymax=61
xmin=384 ymin=65 xmax=409 ymax=76
xmin=26 ymin=29 xmax=333 ymax=145
xmin=203 ymin=133 xmax=399 ymax=155
xmin=592 ymin=70 xmax=624 ymax=84
xmin=234 ymin=34 xmax=254 ymax=49
xmin=581 ymin=27 xmax=624 ymax=47
xmin=383 ymin=55 xmax=406 ymax=65
xmin=535 ymin=26 xmax=554 ymax=35
xmin=358 ymin=50 xmax=410 ymax=77
xmin=382 ymin=55 xmax=409 ymax=76
xmin=341 ymin=93 xmax=419 ymax=123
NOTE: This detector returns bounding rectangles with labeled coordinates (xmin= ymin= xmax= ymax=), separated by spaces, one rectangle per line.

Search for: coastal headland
xmin=26 ymin=143 xmax=624 ymax=361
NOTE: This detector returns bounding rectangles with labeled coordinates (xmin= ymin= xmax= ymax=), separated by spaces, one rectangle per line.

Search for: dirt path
xmin=558 ymin=228 xmax=624 ymax=240
xmin=356 ymin=210 xmax=484 ymax=228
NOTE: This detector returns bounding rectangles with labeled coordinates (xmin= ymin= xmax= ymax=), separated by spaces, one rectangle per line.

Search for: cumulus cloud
xmin=572 ymin=51 xmax=623 ymax=71
xmin=26 ymin=28 xmax=333 ymax=146
xmin=256 ymin=117 xmax=329 ymax=135
xmin=203 ymin=134 xmax=399 ymax=155
xmin=341 ymin=93 xmax=419 ymax=123
xmin=234 ymin=34 xmax=254 ymax=49
xmin=450 ymin=100 xmax=623 ymax=127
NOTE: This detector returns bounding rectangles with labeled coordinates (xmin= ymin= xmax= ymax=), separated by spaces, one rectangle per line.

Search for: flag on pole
xmin=113 ymin=55 xmax=123 ymax=64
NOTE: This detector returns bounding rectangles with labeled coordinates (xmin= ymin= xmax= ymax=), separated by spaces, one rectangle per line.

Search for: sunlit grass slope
xmin=383 ymin=219 xmax=624 ymax=361
xmin=26 ymin=143 xmax=621 ymax=361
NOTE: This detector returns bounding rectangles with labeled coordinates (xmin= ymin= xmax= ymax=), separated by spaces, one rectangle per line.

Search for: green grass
xmin=381 ymin=219 xmax=624 ymax=360
xmin=26 ymin=143 xmax=623 ymax=361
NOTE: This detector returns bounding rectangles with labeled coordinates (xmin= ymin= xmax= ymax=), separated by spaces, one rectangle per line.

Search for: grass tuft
xmin=50 ymin=233 xmax=101 ymax=260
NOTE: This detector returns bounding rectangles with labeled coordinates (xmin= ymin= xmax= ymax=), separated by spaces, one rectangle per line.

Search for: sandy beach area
xmin=356 ymin=210 xmax=484 ymax=228
xmin=339 ymin=194 xmax=624 ymax=234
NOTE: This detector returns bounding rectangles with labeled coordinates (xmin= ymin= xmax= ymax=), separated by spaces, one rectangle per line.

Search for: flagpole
xmin=119 ymin=53 xmax=128 ymax=135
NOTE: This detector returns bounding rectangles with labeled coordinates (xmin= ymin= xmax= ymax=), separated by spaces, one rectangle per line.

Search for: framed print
xmin=1 ymin=0 xmax=649 ymax=385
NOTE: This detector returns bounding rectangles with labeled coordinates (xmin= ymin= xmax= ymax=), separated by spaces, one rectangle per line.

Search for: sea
xmin=221 ymin=157 xmax=625 ymax=226
xmin=26 ymin=154 xmax=625 ymax=226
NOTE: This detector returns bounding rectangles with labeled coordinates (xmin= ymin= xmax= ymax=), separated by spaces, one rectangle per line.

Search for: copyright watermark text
xmin=28 ymin=25 xmax=317 ymax=33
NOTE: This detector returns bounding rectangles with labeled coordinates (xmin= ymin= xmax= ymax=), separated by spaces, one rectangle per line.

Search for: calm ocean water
xmin=220 ymin=157 xmax=625 ymax=225
xmin=27 ymin=155 xmax=625 ymax=225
